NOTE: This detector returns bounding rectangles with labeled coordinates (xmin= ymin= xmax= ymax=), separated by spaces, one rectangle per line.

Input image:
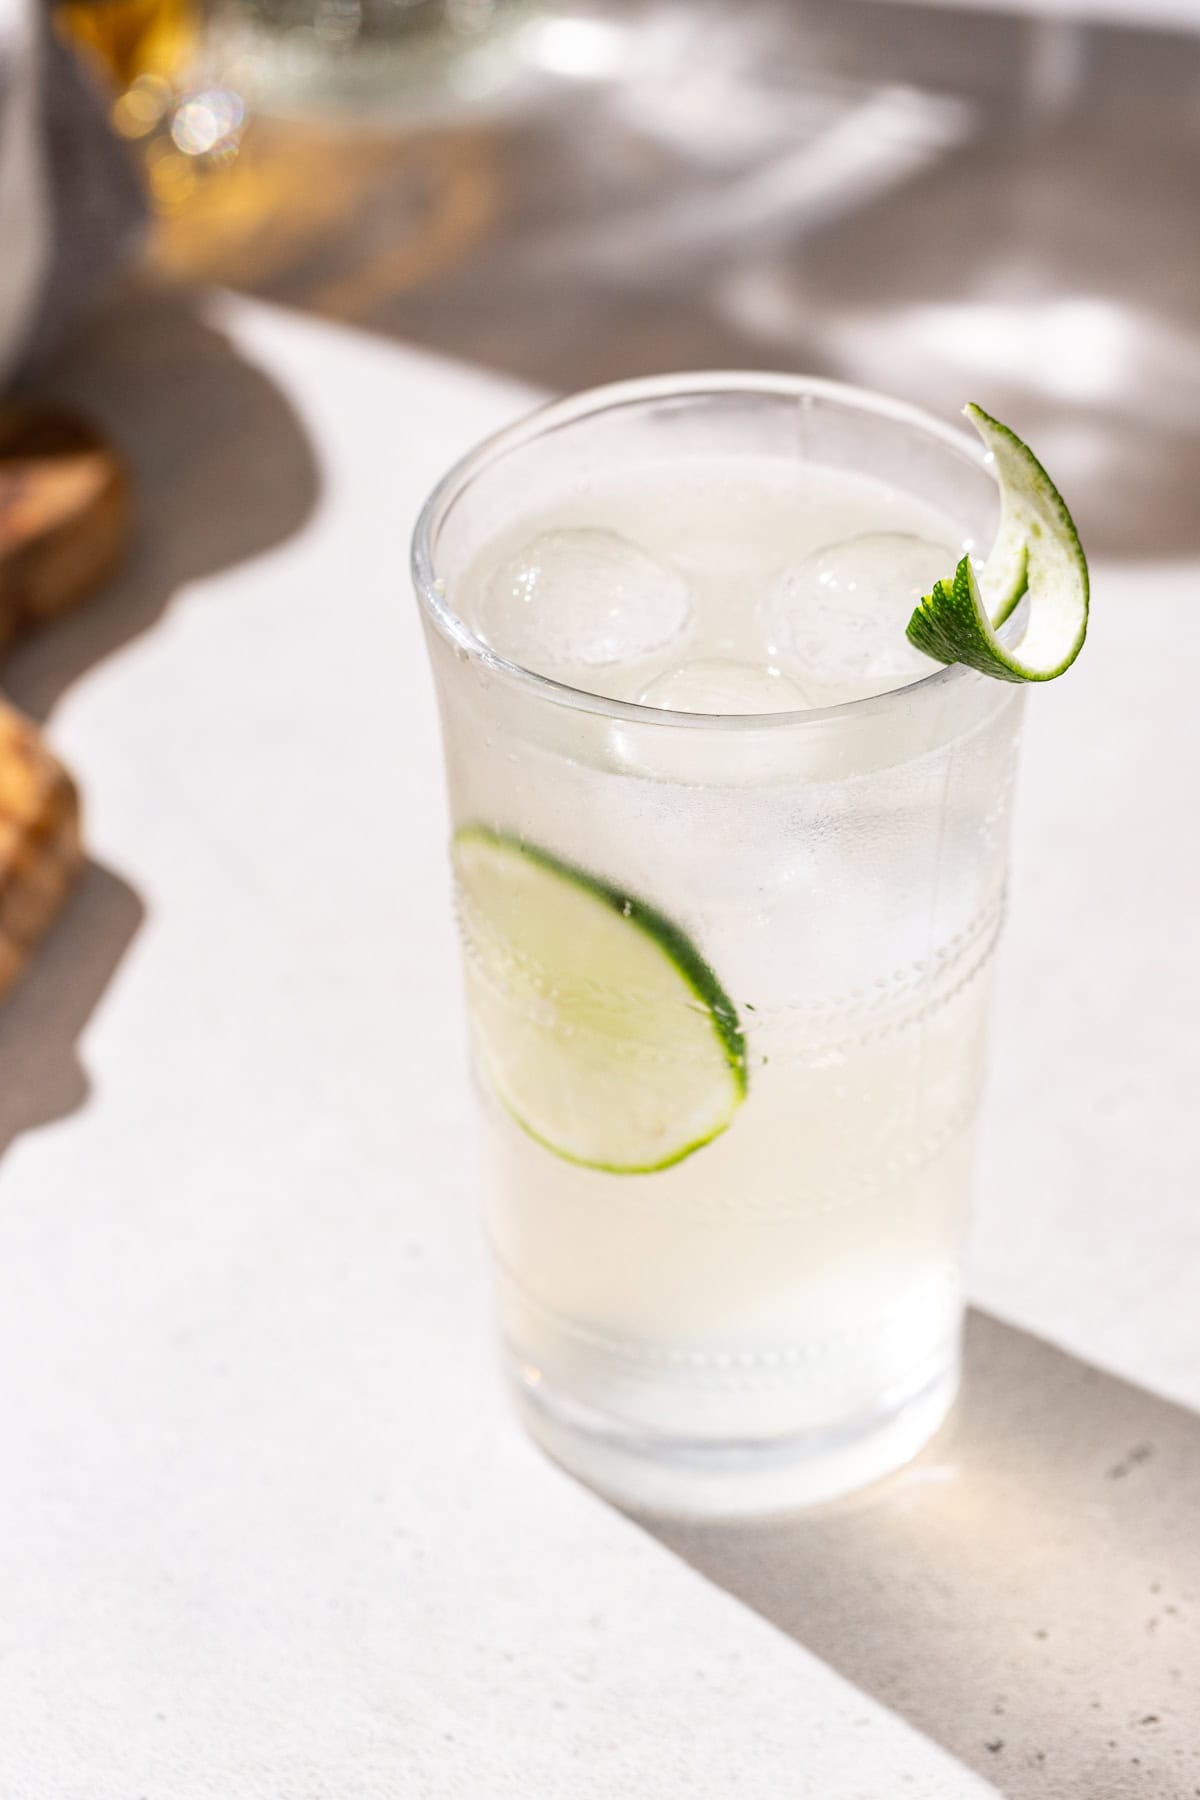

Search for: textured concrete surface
xmin=650 ymin=1313 xmax=1200 ymax=1797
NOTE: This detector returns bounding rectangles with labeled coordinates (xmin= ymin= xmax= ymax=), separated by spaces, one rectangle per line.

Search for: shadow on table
xmin=0 ymin=283 xmax=320 ymax=1165
xmin=6 ymin=280 xmax=321 ymax=724
xmin=641 ymin=1311 xmax=1200 ymax=1799
xmin=0 ymin=862 xmax=143 ymax=1161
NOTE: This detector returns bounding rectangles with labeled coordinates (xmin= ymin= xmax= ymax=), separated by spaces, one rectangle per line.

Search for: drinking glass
xmin=412 ymin=374 xmax=1024 ymax=1516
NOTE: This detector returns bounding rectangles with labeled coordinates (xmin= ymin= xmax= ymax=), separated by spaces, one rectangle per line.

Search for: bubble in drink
xmin=480 ymin=528 xmax=692 ymax=674
xmin=763 ymin=531 xmax=955 ymax=701
xmin=639 ymin=657 xmax=809 ymax=714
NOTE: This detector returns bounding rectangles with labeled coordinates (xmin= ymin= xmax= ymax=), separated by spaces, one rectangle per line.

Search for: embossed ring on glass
xmin=413 ymin=374 xmax=1024 ymax=1517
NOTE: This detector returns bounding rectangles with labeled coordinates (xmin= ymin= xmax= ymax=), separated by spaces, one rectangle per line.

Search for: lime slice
xmin=452 ymin=826 xmax=747 ymax=1174
xmin=906 ymin=403 xmax=1089 ymax=682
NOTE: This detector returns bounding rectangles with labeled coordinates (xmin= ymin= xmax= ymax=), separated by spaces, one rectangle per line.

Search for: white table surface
xmin=0 ymin=288 xmax=1195 ymax=1797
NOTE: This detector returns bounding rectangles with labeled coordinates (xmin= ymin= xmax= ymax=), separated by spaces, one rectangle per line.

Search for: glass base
xmin=511 ymin=1354 xmax=959 ymax=1519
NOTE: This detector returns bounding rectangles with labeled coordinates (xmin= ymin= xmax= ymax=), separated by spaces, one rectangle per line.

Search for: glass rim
xmin=410 ymin=370 xmax=993 ymax=731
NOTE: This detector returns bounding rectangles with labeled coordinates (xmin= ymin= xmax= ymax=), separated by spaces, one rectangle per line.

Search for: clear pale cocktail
xmin=414 ymin=376 xmax=1026 ymax=1516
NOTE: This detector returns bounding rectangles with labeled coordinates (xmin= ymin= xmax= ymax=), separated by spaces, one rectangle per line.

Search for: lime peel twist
xmin=906 ymin=403 xmax=1090 ymax=683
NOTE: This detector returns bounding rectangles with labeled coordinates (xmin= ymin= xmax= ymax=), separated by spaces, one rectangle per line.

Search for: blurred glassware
xmin=214 ymin=0 xmax=540 ymax=120
xmin=142 ymin=1 xmax=985 ymax=390
xmin=55 ymin=0 xmax=248 ymax=213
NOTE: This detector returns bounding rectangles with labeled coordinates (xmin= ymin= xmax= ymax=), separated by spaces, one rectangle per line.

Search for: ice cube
xmin=762 ymin=532 xmax=956 ymax=702
xmin=638 ymin=658 xmax=809 ymax=715
xmin=480 ymin=528 xmax=692 ymax=674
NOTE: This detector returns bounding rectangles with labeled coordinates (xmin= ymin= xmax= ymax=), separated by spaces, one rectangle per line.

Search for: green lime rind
xmin=508 ymin=1090 xmax=740 ymax=1179
xmin=909 ymin=556 xmax=1029 ymax=685
xmin=452 ymin=825 xmax=747 ymax=1175
xmin=467 ymin=827 xmax=748 ymax=1092
xmin=505 ymin=837 xmax=748 ymax=1094
xmin=906 ymin=403 xmax=1089 ymax=683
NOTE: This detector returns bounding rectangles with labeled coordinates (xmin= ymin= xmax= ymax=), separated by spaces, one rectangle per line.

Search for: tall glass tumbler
xmin=412 ymin=375 xmax=1025 ymax=1517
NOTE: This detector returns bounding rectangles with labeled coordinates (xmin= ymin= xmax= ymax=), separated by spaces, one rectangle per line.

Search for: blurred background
xmin=8 ymin=0 xmax=1200 ymax=561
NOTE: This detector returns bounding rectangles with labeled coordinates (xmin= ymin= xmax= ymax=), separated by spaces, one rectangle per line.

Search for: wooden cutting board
xmin=0 ymin=408 xmax=131 ymax=1002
